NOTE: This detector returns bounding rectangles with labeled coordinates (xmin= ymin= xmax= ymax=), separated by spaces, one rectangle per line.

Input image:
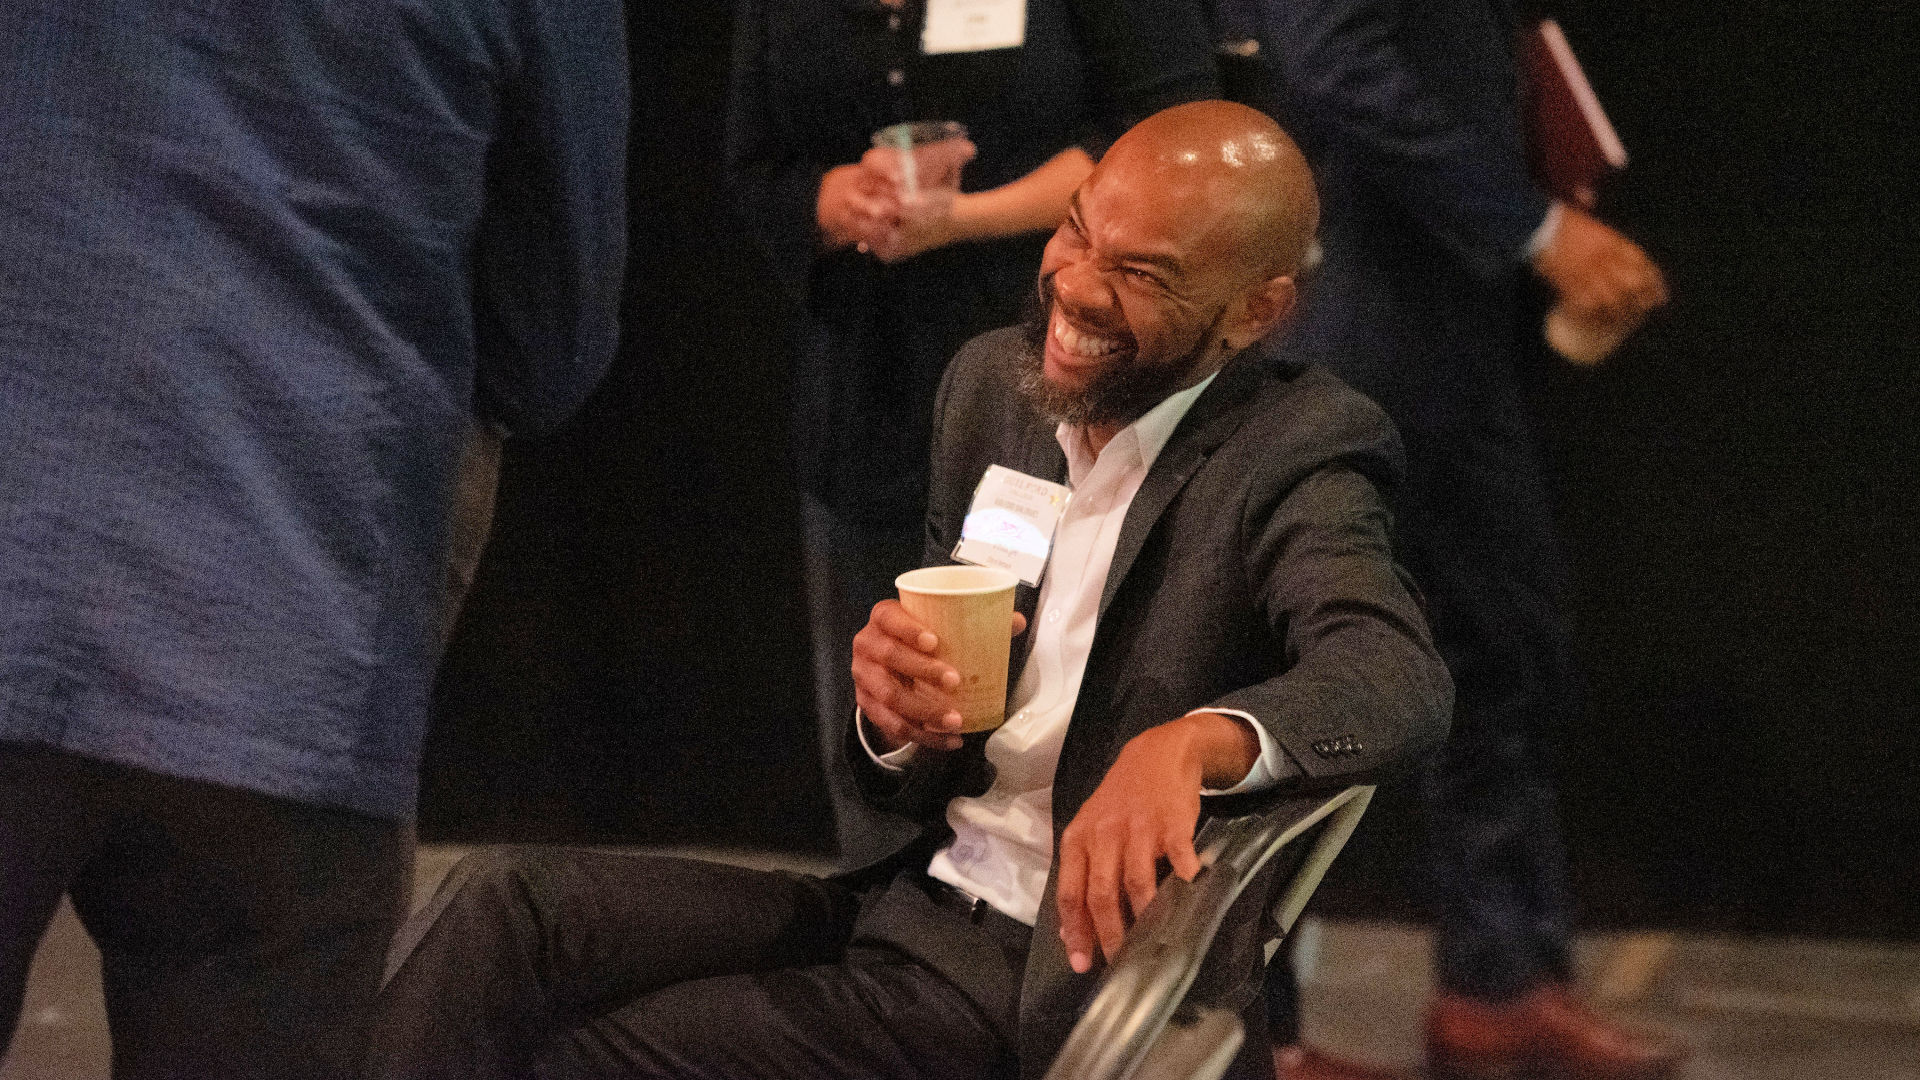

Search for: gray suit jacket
xmin=850 ymin=326 xmax=1452 ymax=1077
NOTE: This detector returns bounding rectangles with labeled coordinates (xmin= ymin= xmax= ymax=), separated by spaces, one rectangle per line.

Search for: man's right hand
xmin=851 ymin=600 xmax=1025 ymax=753
xmin=816 ymin=163 xmax=898 ymax=254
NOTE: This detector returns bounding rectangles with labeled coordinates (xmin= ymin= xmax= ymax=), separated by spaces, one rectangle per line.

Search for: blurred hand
xmin=1531 ymin=205 xmax=1669 ymax=349
xmin=859 ymin=138 xmax=977 ymax=263
xmin=816 ymin=163 xmax=899 ymax=253
xmin=1055 ymin=712 xmax=1259 ymax=974
xmin=869 ymin=186 xmax=963 ymax=263
xmin=851 ymin=599 xmax=1025 ymax=753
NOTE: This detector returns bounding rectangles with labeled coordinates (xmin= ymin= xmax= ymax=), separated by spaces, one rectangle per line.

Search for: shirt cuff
xmin=855 ymin=707 xmax=917 ymax=772
xmin=1190 ymin=708 xmax=1285 ymax=796
xmin=1524 ymin=201 xmax=1566 ymax=262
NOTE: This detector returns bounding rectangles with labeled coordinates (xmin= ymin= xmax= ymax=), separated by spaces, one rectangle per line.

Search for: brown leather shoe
xmin=1425 ymin=984 xmax=1687 ymax=1080
xmin=1273 ymin=1044 xmax=1413 ymax=1080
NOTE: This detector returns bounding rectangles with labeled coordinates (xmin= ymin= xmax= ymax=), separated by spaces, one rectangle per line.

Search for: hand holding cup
xmin=862 ymin=121 xmax=976 ymax=263
xmin=816 ymin=162 xmax=900 ymax=254
xmin=1531 ymin=204 xmax=1668 ymax=365
xmin=851 ymin=566 xmax=1023 ymax=753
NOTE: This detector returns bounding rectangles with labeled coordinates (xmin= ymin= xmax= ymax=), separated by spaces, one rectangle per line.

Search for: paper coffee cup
xmin=895 ymin=565 xmax=1018 ymax=734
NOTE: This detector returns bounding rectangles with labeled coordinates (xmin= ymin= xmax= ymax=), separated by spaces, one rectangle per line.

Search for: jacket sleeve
xmin=1262 ymin=0 xmax=1551 ymax=278
xmin=1205 ymin=461 xmax=1453 ymax=788
xmin=471 ymin=0 xmax=629 ymax=437
xmin=723 ymin=0 xmax=827 ymax=305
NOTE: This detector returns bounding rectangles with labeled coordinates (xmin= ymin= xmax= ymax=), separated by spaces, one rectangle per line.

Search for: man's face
xmin=1022 ymin=164 xmax=1250 ymax=427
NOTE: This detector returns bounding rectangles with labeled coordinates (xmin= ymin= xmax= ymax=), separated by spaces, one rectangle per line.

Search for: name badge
xmin=952 ymin=464 xmax=1070 ymax=586
xmin=922 ymin=0 xmax=1026 ymax=55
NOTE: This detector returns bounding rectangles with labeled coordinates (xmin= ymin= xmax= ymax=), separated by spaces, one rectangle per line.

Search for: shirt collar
xmin=1056 ymin=370 xmax=1220 ymax=485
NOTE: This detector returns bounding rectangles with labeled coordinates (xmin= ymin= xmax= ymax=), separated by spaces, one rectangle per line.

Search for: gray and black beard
xmin=1015 ymin=277 xmax=1219 ymax=428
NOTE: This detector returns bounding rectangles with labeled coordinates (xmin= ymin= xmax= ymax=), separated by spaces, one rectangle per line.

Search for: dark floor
xmin=4 ymin=847 xmax=1916 ymax=1079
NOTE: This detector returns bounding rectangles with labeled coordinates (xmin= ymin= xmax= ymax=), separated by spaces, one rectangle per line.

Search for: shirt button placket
xmin=881 ymin=2 xmax=909 ymax=106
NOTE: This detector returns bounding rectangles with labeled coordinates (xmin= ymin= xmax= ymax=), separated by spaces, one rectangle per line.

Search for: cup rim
xmin=895 ymin=564 xmax=1019 ymax=595
xmin=871 ymin=119 xmax=969 ymax=148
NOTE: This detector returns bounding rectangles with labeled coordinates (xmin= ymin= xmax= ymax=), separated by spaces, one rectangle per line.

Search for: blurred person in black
xmin=1200 ymin=1 xmax=1679 ymax=1078
xmin=725 ymin=0 xmax=1220 ymax=867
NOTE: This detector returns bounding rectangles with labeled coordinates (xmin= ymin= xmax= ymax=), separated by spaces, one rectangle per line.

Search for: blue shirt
xmin=0 ymin=0 xmax=628 ymax=819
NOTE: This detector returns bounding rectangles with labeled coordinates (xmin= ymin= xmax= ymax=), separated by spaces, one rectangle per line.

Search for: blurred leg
xmin=1409 ymin=374 xmax=1576 ymax=1001
xmin=530 ymin=947 xmax=1014 ymax=1080
xmin=368 ymin=849 xmax=864 ymax=1080
xmin=65 ymin=768 xmax=407 ymax=1080
xmin=0 ymin=745 xmax=107 ymax=1061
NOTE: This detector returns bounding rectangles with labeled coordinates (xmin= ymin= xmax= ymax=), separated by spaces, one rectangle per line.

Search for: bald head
xmin=1029 ymin=102 xmax=1320 ymax=437
xmin=1098 ymin=101 xmax=1319 ymax=279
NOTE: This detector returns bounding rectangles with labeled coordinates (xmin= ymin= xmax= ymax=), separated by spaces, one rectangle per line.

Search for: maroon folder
xmin=1520 ymin=19 xmax=1628 ymax=208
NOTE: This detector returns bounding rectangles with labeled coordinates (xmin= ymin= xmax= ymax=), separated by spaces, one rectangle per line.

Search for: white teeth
xmin=1051 ymin=312 xmax=1122 ymax=358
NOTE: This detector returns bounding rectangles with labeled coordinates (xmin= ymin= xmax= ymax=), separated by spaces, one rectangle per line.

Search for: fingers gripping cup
xmin=895 ymin=565 xmax=1019 ymax=733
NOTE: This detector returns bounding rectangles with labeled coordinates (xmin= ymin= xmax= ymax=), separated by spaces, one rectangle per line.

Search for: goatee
xmin=1015 ymin=277 xmax=1216 ymax=429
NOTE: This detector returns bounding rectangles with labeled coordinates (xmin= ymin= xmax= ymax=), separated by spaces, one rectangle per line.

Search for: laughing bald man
xmin=365 ymin=101 xmax=1450 ymax=1080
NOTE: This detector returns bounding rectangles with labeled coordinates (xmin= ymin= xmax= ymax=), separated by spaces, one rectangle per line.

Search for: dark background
xmin=419 ymin=1 xmax=1920 ymax=939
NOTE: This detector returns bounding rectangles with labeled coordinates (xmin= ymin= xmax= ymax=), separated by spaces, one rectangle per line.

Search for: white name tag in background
xmin=953 ymin=464 xmax=1069 ymax=586
xmin=922 ymin=0 xmax=1026 ymax=55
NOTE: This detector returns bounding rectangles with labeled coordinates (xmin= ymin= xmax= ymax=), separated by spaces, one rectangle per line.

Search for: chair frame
xmin=1042 ymin=785 xmax=1376 ymax=1080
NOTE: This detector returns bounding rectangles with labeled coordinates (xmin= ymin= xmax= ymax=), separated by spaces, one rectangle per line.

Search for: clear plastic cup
xmin=871 ymin=120 xmax=970 ymax=201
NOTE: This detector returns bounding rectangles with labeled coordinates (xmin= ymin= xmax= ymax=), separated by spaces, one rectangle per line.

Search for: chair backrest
xmin=1042 ymin=785 xmax=1375 ymax=1080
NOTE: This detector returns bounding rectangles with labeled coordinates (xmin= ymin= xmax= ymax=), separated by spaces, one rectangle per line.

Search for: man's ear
xmin=1222 ymin=274 xmax=1298 ymax=352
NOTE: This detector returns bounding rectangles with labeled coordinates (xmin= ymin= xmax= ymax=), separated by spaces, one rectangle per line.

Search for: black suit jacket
xmin=849 ymin=327 xmax=1452 ymax=1077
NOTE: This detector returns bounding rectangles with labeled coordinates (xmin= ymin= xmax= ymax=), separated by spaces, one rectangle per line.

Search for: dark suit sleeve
xmin=1205 ymin=463 xmax=1452 ymax=786
xmin=838 ymin=333 xmax=993 ymax=822
xmin=1262 ymin=0 xmax=1551 ymax=278
xmin=471 ymin=0 xmax=628 ymax=437
xmin=1066 ymin=0 xmax=1222 ymax=157
xmin=920 ymin=337 xmax=972 ymax=568
xmin=723 ymin=0 xmax=826 ymax=305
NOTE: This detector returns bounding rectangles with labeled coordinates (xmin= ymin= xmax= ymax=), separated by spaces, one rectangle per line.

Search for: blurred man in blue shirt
xmin=0 ymin=1 xmax=627 ymax=1075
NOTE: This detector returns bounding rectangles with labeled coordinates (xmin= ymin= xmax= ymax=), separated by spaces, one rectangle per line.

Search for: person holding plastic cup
xmin=726 ymin=0 xmax=1221 ymax=867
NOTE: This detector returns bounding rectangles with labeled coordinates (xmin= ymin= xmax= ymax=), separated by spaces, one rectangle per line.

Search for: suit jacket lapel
xmin=1097 ymin=357 xmax=1264 ymax=621
xmin=1009 ymin=417 xmax=1066 ymax=679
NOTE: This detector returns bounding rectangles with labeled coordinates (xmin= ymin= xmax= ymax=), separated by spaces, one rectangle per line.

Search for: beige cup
xmin=895 ymin=565 xmax=1019 ymax=734
xmin=1544 ymin=302 xmax=1646 ymax=366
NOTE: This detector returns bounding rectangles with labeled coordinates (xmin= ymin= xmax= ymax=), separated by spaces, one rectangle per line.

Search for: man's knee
xmin=383 ymin=846 xmax=561 ymax=987
xmin=436 ymin=847 xmax=553 ymax=916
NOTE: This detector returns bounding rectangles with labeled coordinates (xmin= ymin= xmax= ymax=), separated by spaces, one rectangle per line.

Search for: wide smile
xmin=1045 ymin=307 xmax=1132 ymax=375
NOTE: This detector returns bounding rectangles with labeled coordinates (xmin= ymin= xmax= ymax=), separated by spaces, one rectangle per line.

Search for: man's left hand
xmin=1055 ymin=712 xmax=1261 ymax=974
xmin=1532 ymin=205 xmax=1668 ymax=326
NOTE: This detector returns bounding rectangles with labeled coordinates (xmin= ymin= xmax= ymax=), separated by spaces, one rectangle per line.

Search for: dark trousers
xmin=1268 ymin=242 xmax=1577 ymax=1019
xmin=0 ymin=743 xmax=409 ymax=1080
xmin=367 ymin=849 xmax=1028 ymax=1080
xmin=1388 ymin=329 xmax=1577 ymax=1001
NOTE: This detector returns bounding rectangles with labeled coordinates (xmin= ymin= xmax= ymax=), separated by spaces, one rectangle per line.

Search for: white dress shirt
xmin=861 ymin=372 xmax=1288 ymax=926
